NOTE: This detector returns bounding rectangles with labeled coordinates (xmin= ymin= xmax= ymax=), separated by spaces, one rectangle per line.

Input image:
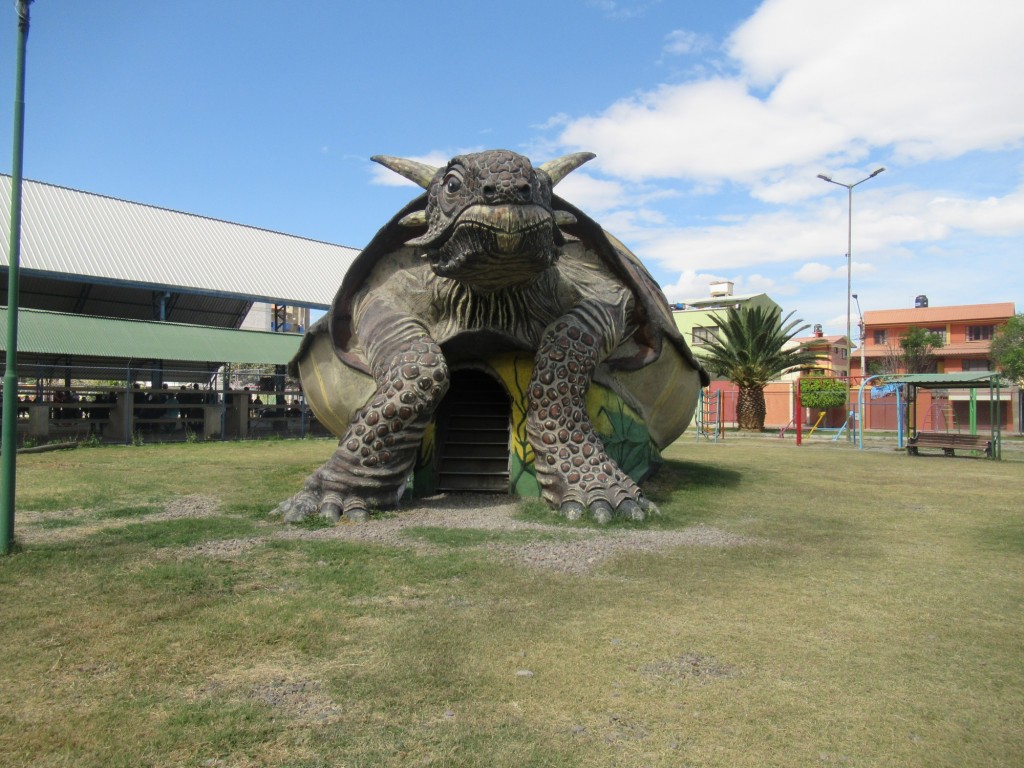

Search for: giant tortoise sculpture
xmin=276 ymin=148 xmax=709 ymax=524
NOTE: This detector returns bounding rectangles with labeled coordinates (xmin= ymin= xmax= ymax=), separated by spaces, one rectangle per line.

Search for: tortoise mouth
xmin=430 ymin=204 xmax=561 ymax=291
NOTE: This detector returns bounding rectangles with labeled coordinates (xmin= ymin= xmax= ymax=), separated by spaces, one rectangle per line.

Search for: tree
xmin=871 ymin=326 xmax=944 ymax=375
xmin=898 ymin=326 xmax=944 ymax=373
xmin=700 ymin=305 xmax=823 ymax=431
xmin=991 ymin=313 xmax=1024 ymax=383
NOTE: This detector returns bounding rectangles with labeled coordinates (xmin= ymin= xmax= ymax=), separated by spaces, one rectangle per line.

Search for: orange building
xmin=788 ymin=325 xmax=850 ymax=377
xmin=855 ymin=298 xmax=1014 ymax=376
xmin=854 ymin=298 xmax=1017 ymax=433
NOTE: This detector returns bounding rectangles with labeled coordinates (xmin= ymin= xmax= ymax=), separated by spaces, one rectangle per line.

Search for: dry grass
xmin=0 ymin=435 xmax=1021 ymax=767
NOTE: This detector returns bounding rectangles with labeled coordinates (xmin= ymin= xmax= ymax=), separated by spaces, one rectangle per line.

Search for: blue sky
xmin=1 ymin=0 xmax=1021 ymax=336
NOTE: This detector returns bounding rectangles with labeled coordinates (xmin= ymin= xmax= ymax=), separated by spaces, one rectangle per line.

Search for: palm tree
xmin=699 ymin=305 xmax=822 ymax=431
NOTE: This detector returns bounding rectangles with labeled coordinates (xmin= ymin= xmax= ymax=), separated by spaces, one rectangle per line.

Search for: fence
xmin=0 ymin=364 xmax=333 ymax=447
xmin=704 ymin=377 xmax=1018 ymax=435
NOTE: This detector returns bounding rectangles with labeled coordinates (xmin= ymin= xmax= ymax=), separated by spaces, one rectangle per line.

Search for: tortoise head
xmin=372 ymin=149 xmax=594 ymax=292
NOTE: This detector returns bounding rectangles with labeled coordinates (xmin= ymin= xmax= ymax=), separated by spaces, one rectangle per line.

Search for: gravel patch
xmin=639 ymin=653 xmax=739 ymax=684
xmin=22 ymin=491 xmax=760 ymax=574
xmin=150 ymin=494 xmax=221 ymax=520
xmin=492 ymin=524 xmax=752 ymax=574
xmin=276 ymin=493 xmax=758 ymax=574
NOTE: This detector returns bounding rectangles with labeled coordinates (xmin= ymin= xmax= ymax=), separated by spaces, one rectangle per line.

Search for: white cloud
xmin=600 ymin=183 xmax=1024 ymax=282
xmin=928 ymin=189 xmax=1024 ymax=237
xmin=731 ymin=0 xmax=1024 ymax=162
xmin=739 ymin=273 xmax=779 ymax=295
xmin=663 ymin=29 xmax=711 ymax=57
xmin=794 ymin=262 xmax=840 ymax=283
xmin=558 ymin=1 xmax=1024 ymax=183
xmin=554 ymin=173 xmax=628 ymax=214
xmin=660 ymin=269 xmax=727 ymax=302
xmin=588 ymin=0 xmax=662 ymax=21
xmin=560 ymin=78 xmax=849 ymax=181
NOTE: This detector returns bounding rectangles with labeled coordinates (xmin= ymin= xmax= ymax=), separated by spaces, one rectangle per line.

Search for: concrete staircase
xmin=436 ymin=370 xmax=510 ymax=493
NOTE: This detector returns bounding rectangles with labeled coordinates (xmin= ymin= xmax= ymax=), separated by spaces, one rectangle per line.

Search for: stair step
xmin=437 ymin=457 xmax=508 ymax=474
xmin=438 ymin=473 xmax=510 ymax=493
xmin=444 ymin=430 xmax=508 ymax=445
xmin=432 ymin=368 xmax=513 ymax=494
xmin=442 ymin=445 xmax=508 ymax=460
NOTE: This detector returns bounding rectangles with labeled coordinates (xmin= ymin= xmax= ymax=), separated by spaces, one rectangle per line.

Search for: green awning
xmin=0 ymin=306 xmax=301 ymax=366
xmin=883 ymin=372 xmax=1005 ymax=389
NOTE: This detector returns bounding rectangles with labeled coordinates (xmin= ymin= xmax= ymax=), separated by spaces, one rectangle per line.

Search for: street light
xmin=818 ymin=166 xmax=885 ymax=441
xmin=2 ymin=0 xmax=33 ymax=555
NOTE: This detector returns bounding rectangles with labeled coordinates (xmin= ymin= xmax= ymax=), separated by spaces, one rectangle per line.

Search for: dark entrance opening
xmin=435 ymin=369 xmax=511 ymax=493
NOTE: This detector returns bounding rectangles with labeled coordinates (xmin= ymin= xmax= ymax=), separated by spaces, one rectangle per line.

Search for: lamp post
xmin=1 ymin=0 xmax=32 ymax=555
xmin=818 ymin=167 xmax=885 ymax=440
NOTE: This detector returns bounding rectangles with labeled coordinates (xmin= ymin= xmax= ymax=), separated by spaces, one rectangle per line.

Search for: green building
xmin=671 ymin=281 xmax=781 ymax=356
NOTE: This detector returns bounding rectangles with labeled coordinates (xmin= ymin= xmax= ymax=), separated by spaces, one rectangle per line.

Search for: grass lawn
xmin=1 ymin=436 xmax=1021 ymax=767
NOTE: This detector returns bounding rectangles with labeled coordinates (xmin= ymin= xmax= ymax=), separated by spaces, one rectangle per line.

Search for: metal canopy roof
xmin=858 ymin=371 xmax=1006 ymax=458
xmin=0 ymin=307 xmax=301 ymax=381
xmin=1 ymin=175 xmax=358 ymax=312
xmin=882 ymin=372 xmax=1005 ymax=389
xmin=6 ymin=272 xmax=254 ymax=328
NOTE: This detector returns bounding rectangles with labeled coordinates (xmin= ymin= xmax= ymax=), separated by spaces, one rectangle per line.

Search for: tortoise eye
xmin=442 ymin=172 xmax=462 ymax=195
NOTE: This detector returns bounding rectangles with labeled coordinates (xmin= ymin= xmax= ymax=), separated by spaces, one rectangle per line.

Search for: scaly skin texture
xmin=276 ymin=149 xmax=695 ymax=523
xmin=278 ymin=331 xmax=447 ymax=523
xmin=527 ymin=309 xmax=654 ymax=523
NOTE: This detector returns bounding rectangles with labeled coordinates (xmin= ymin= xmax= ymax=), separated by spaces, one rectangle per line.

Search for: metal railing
xmin=0 ymin=364 xmax=333 ymax=446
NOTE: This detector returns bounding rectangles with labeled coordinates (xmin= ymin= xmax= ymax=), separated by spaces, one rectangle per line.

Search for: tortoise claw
xmin=590 ymin=500 xmax=614 ymax=524
xmin=560 ymin=500 xmax=586 ymax=521
xmin=618 ymin=498 xmax=644 ymax=522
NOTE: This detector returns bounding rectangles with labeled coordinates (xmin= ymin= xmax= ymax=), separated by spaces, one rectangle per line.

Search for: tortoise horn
xmin=371 ymin=155 xmax=439 ymax=189
xmin=540 ymin=152 xmax=596 ymax=186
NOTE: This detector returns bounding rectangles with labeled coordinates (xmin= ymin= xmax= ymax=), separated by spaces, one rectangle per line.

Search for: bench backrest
xmin=912 ymin=432 xmax=990 ymax=447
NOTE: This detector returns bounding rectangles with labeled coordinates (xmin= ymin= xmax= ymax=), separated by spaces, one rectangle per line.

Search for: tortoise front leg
xmin=526 ymin=306 xmax=654 ymax=523
xmin=277 ymin=323 xmax=448 ymax=523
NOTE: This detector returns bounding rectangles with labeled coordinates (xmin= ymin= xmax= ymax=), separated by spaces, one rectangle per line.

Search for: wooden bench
xmin=907 ymin=431 xmax=992 ymax=457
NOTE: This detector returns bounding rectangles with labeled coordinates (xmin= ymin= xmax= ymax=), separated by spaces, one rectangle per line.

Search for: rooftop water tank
xmin=915 ymin=295 xmax=929 ymax=308
xmin=709 ymin=280 xmax=734 ymax=297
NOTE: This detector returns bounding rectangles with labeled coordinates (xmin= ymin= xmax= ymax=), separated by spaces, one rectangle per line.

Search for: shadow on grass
xmin=648 ymin=458 xmax=743 ymax=493
xmin=512 ymin=458 xmax=744 ymax=530
xmin=976 ymin=520 xmax=1024 ymax=554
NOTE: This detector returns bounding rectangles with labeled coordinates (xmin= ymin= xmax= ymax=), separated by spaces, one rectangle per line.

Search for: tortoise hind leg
xmin=276 ymin=331 xmax=449 ymax=522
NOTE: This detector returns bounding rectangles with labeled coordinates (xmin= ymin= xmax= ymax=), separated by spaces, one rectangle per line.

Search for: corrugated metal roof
xmin=864 ymin=303 xmax=1015 ymax=325
xmin=1 ymin=175 xmax=359 ymax=309
xmin=0 ymin=306 xmax=300 ymax=365
xmin=6 ymin=272 xmax=254 ymax=327
xmin=678 ymin=292 xmax=779 ymax=308
xmin=885 ymin=372 xmax=1004 ymax=388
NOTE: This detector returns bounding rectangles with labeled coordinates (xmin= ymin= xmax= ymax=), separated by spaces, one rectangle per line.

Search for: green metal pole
xmin=969 ymin=387 xmax=977 ymax=435
xmin=1 ymin=0 xmax=32 ymax=555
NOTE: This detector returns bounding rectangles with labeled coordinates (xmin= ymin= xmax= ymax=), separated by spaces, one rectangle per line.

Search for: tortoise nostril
xmin=483 ymin=184 xmax=497 ymax=201
xmin=517 ymin=182 xmax=532 ymax=200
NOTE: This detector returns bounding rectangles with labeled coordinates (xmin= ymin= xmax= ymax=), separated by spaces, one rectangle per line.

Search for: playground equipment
xmin=924 ymin=400 xmax=957 ymax=432
xmin=803 ymin=410 xmax=849 ymax=441
xmin=856 ymin=372 xmax=1003 ymax=459
xmin=695 ymin=387 xmax=722 ymax=443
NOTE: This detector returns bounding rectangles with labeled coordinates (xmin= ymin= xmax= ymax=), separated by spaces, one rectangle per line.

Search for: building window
xmin=962 ymin=359 xmax=991 ymax=371
xmin=873 ymin=329 xmax=887 ymax=346
xmin=927 ymin=327 xmax=947 ymax=344
xmin=692 ymin=326 xmax=720 ymax=345
xmin=966 ymin=325 xmax=995 ymax=342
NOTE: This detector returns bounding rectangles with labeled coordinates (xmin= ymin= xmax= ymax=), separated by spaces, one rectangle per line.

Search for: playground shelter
xmin=857 ymin=371 xmax=1006 ymax=459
